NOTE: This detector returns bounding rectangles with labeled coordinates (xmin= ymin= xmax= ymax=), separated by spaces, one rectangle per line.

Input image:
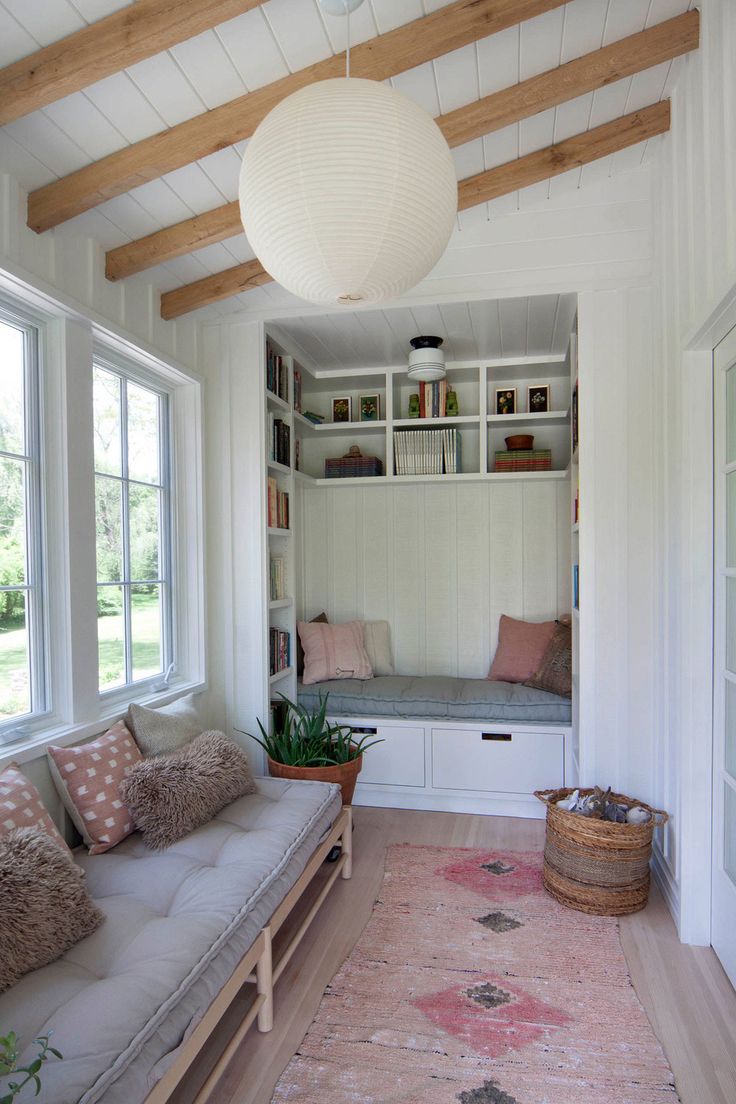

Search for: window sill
xmin=0 ymin=680 xmax=208 ymax=767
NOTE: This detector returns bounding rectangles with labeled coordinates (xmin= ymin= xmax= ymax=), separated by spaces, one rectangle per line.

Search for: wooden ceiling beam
xmin=160 ymin=101 xmax=671 ymax=320
xmin=28 ymin=0 xmax=568 ymax=233
xmin=0 ymin=1 xmax=267 ymax=127
xmin=108 ymin=11 xmax=698 ymax=282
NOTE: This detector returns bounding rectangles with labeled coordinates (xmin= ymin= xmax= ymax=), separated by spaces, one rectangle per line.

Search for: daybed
xmin=298 ymin=675 xmax=573 ymax=818
xmin=0 ymin=777 xmax=349 ymax=1104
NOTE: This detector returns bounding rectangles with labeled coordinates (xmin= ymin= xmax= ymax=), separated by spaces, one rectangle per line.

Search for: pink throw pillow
xmin=487 ymin=615 xmax=558 ymax=683
xmin=298 ymin=620 xmax=373 ymax=685
xmin=47 ymin=720 xmax=142 ymax=855
xmin=0 ymin=764 xmax=68 ymax=850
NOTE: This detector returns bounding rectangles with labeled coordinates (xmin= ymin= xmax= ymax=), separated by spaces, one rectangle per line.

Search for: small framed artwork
xmin=495 ymin=388 xmax=517 ymax=415
xmin=528 ymin=384 xmax=550 ymax=413
xmin=332 ymin=396 xmax=352 ymax=423
xmin=359 ymin=394 xmax=380 ymax=422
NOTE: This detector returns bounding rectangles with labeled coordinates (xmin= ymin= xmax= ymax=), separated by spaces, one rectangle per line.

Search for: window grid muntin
xmin=93 ymin=362 xmax=172 ymax=692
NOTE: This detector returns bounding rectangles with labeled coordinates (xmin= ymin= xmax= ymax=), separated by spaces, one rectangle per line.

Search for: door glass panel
xmin=728 ymin=472 xmax=736 ymax=568
xmin=131 ymin=584 xmax=161 ymax=682
xmin=0 ymin=591 xmax=29 ymax=719
xmin=98 ymin=585 xmax=125 ymax=690
xmin=0 ymin=458 xmax=27 ymax=584
xmin=727 ymin=577 xmax=736 ymax=673
xmin=127 ymin=384 xmax=160 ymax=485
xmin=726 ymin=680 xmax=736 ymax=780
xmin=725 ymin=783 xmax=736 ymax=889
xmin=0 ymin=321 xmax=25 ymax=454
xmin=93 ymin=368 xmax=122 ymax=476
xmin=129 ymin=484 xmax=160 ymax=581
xmin=95 ymin=476 xmax=123 ymax=583
xmin=728 ymin=367 xmax=736 ymax=465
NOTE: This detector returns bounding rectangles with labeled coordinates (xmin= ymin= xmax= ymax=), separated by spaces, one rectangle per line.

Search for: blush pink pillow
xmin=298 ymin=620 xmax=373 ymax=685
xmin=47 ymin=720 xmax=142 ymax=855
xmin=487 ymin=615 xmax=558 ymax=683
xmin=0 ymin=764 xmax=68 ymax=850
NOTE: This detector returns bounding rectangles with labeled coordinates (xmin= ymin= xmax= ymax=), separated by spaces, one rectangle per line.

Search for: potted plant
xmin=1 ymin=1031 xmax=62 ymax=1103
xmin=249 ymin=692 xmax=382 ymax=805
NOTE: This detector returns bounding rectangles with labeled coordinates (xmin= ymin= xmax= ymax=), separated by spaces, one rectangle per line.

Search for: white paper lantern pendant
xmin=239 ymin=2 xmax=457 ymax=306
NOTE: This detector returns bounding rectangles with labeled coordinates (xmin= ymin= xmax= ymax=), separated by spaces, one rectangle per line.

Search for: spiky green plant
xmin=249 ymin=692 xmax=383 ymax=766
xmin=0 ymin=1031 xmax=62 ymax=1103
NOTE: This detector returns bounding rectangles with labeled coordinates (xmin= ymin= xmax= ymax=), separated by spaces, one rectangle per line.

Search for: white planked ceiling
xmin=274 ymin=292 xmax=577 ymax=370
xmin=0 ymin=0 xmax=693 ymax=317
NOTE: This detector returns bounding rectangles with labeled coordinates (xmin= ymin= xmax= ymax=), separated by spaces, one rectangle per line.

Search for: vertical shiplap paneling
xmin=329 ymin=487 xmax=360 ymax=620
xmin=423 ymin=483 xmax=457 ymax=675
xmin=487 ymin=484 xmax=525 ymax=660
xmin=391 ymin=485 xmax=426 ymax=674
xmin=556 ymin=477 xmax=572 ymax=615
xmin=522 ymin=481 xmax=558 ymax=619
xmin=456 ymin=484 xmax=491 ymax=678
xmin=360 ymin=486 xmax=391 ymax=622
xmin=301 ymin=486 xmax=329 ymax=619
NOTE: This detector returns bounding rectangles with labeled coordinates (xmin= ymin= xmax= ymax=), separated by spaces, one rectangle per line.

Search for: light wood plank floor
xmin=174 ymin=807 xmax=736 ymax=1104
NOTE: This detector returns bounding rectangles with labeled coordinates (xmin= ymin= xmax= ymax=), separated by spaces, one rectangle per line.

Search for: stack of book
xmin=266 ymin=344 xmax=289 ymax=402
xmin=394 ymin=428 xmax=461 ymax=475
xmin=270 ymin=555 xmax=286 ymax=600
xmin=267 ymin=478 xmax=289 ymax=528
xmin=324 ymin=453 xmax=383 ymax=478
xmin=269 ymin=415 xmax=290 ymax=466
xmin=269 ymin=627 xmax=290 ymax=675
xmin=418 ymin=380 xmax=448 ymax=418
xmin=293 ymin=367 xmax=302 ymax=413
xmin=494 ymin=449 xmax=552 ymax=472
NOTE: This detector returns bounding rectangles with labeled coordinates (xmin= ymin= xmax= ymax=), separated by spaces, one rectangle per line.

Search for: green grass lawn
xmin=0 ymin=594 xmax=162 ymax=716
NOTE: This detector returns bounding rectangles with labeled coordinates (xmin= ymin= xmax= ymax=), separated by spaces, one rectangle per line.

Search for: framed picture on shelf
xmin=331 ymin=396 xmax=352 ymax=423
xmin=527 ymin=384 xmax=550 ymax=413
xmin=495 ymin=388 xmax=517 ymax=415
xmin=359 ymin=394 xmax=380 ymax=422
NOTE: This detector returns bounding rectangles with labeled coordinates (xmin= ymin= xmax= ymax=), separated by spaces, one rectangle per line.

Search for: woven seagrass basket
xmin=534 ymin=788 xmax=669 ymax=916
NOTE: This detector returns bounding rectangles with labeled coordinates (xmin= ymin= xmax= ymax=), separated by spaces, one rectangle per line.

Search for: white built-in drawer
xmin=431 ymin=727 xmax=563 ymax=794
xmin=352 ymin=724 xmax=425 ymax=787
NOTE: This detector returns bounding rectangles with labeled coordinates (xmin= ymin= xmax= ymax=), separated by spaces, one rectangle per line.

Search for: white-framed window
xmin=0 ymin=305 xmax=46 ymax=729
xmin=93 ymin=358 xmax=173 ymax=695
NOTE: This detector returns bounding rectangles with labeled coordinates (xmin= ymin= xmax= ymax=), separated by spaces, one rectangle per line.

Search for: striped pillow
xmin=298 ymin=620 xmax=373 ymax=685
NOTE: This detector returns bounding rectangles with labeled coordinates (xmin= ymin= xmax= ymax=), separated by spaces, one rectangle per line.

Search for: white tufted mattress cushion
xmin=0 ymin=777 xmax=342 ymax=1104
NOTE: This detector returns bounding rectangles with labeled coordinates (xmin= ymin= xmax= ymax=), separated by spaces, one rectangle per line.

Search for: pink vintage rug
xmin=272 ymin=845 xmax=679 ymax=1104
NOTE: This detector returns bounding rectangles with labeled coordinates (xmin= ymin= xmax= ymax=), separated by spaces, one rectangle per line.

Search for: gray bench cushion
xmin=0 ymin=777 xmax=342 ymax=1104
xmin=298 ymin=675 xmax=571 ymax=724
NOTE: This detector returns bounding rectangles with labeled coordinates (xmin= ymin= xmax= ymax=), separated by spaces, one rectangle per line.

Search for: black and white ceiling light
xmin=238 ymin=0 xmax=458 ymax=306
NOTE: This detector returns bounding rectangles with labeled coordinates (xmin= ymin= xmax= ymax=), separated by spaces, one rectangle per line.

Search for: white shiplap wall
xmin=649 ymin=0 xmax=736 ymax=943
xmin=296 ymin=479 xmax=570 ymax=679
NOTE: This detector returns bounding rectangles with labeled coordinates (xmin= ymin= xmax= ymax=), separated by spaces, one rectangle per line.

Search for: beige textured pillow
xmin=0 ymin=827 xmax=104 ymax=993
xmin=126 ymin=693 xmax=203 ymax=757
xmin=361 ymin=620 xmax=394 ymax=676
xmin=47 ymin=721 xmax=142 ymax=855
xmin=120 ymin=731 xmax=257 ymax=851
xmin=298 ymin=620 xmax=373 ymax=685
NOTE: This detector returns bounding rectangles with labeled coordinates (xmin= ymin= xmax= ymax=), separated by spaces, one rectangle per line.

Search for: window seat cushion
xmin=297 ymin=674 xmax=571 ymax=725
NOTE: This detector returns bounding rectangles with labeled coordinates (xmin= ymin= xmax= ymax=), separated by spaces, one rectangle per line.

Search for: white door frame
xmin=678 ymin=282 xmax=736 ymax=945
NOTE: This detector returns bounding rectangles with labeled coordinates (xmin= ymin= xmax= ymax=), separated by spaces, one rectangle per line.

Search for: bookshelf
xmin=569 ymin=329 xmax=581 ymax=783
xmin=290 ymin=354 xmax=572 ymax=485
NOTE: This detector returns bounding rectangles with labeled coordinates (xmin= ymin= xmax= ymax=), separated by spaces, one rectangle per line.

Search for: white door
xmin=713 ymin=324 xmax=736 ymax=986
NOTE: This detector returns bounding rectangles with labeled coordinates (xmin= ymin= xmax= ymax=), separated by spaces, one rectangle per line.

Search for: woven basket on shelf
xmin=534 ymin=788 xmax=669 ymax=916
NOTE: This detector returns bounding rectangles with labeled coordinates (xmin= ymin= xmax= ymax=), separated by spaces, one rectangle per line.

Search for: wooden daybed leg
xmin=256 ymin=926 xmax=274 ymax=1033
xmin=342 ymin=805 xmax=353 ymax=879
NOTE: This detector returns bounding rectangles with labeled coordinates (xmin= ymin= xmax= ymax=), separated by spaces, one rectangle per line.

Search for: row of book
xmin=494 ymin=449 xmax=552 ymax=472
xmin=418 ymin=379 xmax=449 ymax=418
xmin=266 ymin=344 xmax=289 ymax=403
xmin=269 ymin=414 xmax=291 ymax=467
xmin=269 ymin=627 xmax=291 ymax=676
xmin=269 ymin=555 xmax=286 ymax=601
xmin=267 ymin=478 xmax=289 ymax=529
xmin=394 ymin=428 xmax=462 ymax=476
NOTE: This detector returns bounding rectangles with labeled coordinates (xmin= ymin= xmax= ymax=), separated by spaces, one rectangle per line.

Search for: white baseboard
xmin=352 ymin=784 xmax=546 ymax=819
xmin=651 ymin=842 xmax=681 ymax=928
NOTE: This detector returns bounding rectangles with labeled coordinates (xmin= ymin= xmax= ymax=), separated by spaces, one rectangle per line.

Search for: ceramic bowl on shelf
xmin=505 ymin=434 xmax=534 ymax=450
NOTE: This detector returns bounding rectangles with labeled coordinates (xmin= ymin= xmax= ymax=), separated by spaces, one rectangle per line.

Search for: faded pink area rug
xmin=272 ymin=845 xmax=679 ymax=1104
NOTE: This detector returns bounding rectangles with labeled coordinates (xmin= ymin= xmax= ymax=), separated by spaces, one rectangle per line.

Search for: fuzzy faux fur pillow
xmin=0 ymin=827 xmax=104 ymax=993
xmin=120 ymin=731 xmax=257 ymax=851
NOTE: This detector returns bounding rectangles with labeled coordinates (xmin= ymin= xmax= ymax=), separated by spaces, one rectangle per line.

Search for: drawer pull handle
xmin=351 ymin=727 xmax=377 ymax=736
xmin=482 ymin=732 xmax=512 ymax=742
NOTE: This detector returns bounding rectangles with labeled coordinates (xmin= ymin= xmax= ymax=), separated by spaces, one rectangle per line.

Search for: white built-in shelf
xmin=269 ymin=597 xmax=293 ymax=610
xmin=487 ymin=410 xmax=569 ymax=424
xmin=393 ymin=415 xmax=480 ymax=428
xmin=266 ymin=390 xmax=290 ymax=412
xmin=269 ymin=666 xmax=294 ymax=685
xmin=267 ymin=526 xmax=292 ymax=538
xmin=294 ymin=470 xmax=568 ymax=488
xmin=268 ymin=459 xmax=291 ymax=476
xmin=312 ymin=419 xmax=387 ymax=434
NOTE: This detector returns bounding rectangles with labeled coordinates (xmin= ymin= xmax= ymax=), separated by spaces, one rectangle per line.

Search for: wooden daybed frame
xmin=145 ymin=805 xmax=353 ymax=1104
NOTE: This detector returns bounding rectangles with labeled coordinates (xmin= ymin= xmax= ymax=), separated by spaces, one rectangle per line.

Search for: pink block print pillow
xmin=0 ymin=764 xmax=68 ymax=850
xmin=47 ymin=720 xmax=142 ymax=855
xmin=487 ymin=614 xmax=558 ymax=683
xmin=298 ymin=620 xmax=373 ymax=685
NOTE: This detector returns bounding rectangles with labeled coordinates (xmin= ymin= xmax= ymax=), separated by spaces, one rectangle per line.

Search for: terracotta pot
xmin=505 ymin=434 xmax=534 ymax=450
xmin=267 ymin=754 xmax=363 ymax=805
